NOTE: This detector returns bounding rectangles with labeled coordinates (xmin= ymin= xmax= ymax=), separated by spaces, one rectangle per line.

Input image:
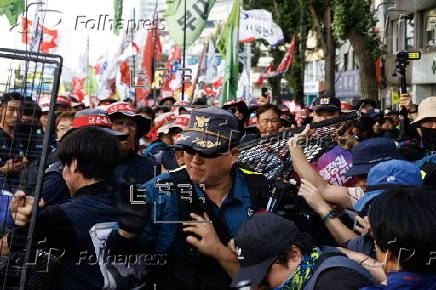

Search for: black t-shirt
xmin=315 ymin=267 xmax=374 ymax=290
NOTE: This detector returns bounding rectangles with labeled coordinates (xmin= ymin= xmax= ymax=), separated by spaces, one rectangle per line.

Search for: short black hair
xmin=369 ymin=186 xmax=436 ymax=274
xmin=1 ymin=92 xmax=23 ymax=106
xmin=256 ymin=104 xmax=280 ymax=119
xmin=23 ymin=100 xmax=42 ymax=118
xmin=136 ymin=105 xmax=154 ymax=119
xmin=58 ymin=126 xmax=120 ymax=180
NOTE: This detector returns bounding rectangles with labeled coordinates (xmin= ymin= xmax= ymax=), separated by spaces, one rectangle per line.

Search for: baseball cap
xmin=312 ymin=96 xmax=341 ymax=112
xmin=175 ymin=107 xmax=241 ymax=154
xmin=231 ymin=213 xmax=299 ymax=288
xmin=61 ymin=109 xmax=128 ymax=142
xmin=56 ymin=95 xmax=72 ymax=108
xmin=345 ymin=137 xmax=403 ymax=177
xmin=353 ymin=160 xmax=422 ymax=213
xmin=106 ymin=101 xmax=152 ymax=137
xmin=158 ymin=114 xmax=190 ymax=135
xmin=171 ymin=101 xmax=193 ymax=115
xmin=38 ymin=95 xmax=51 ymax=112
xmin=411 ymin=96 xmax=436 ymax=126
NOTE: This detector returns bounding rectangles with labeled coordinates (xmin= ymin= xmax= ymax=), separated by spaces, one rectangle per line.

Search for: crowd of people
xmin=0 ymin=90 xmax=434 ymax=290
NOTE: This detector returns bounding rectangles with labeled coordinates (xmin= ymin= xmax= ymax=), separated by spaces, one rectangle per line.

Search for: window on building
xmin=424 ymin=8 xmax=436 ymax=47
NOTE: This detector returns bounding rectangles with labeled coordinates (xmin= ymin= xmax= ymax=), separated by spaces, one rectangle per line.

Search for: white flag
xmin=239 ymin=9 xmax=284 ymax=47
xmin=237 ymin=67 xmax=250 ymax=99
xmin=206 ymin=40 xmax=217 ymax=83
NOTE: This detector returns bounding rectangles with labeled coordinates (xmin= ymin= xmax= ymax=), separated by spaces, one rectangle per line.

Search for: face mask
xmin=421 ymin=128 xmax=436 ymax=151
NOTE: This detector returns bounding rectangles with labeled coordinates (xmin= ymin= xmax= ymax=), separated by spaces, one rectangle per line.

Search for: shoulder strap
xmin=303 ymin=246 xmax=374 ymax=290
xmin=170 ymin=168 xmax=232 ymax=244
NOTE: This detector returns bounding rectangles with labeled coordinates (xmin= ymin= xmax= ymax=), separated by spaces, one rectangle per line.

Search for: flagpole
xmin=131 ymin=8 xmax=136 ymax=105
xmin=190 ymin=42 xmax=207 ymax=99
xmin=181 ymin=0 xmax=187 ymax=101
xmin=152 ymin=0 xmax=158 ymax=106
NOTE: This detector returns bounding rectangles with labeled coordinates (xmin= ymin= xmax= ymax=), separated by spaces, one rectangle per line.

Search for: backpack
xmin=303 ymin=246 xmax=375 ymax=290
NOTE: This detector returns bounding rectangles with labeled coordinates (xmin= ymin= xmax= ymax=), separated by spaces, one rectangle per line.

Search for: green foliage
xmin=245 ymin=0 xmax=310 ymax=104
xmin=331 ymin=0 xmax=383 ymax=60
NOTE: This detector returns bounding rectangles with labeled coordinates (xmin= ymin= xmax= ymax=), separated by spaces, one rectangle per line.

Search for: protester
xmin=411 ymin=96 xmax=436 ymax=186
xmin=55 ymin=111 xmax=74 ymax=141
xmin=231 ymin=213 xmax=374 ymax=289
xmin=255 ymin=104 xmax=281 ymax=137
xmin=144 ymin=111 xmax=179 ymax=172
xmin=362 ymin=186 xmax=436 ymax=289
xmin=7 ymin=126 xmax=124 ymax=289
xmin=40 ymin=109 xmax=129 ymax=206
xmin=0 ymin=93 xmax=31 ymax=191
xmin=106 ymin=101 xmax=156 ymax=184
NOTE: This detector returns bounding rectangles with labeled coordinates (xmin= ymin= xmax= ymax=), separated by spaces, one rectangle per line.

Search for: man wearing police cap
xmin=115 ymin=107 xmax=271 ymax=290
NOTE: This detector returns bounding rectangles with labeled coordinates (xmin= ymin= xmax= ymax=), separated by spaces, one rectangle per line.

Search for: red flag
xmin=119 ymin=61 xmax=131 ymax=85
xmin=263 ymin=36 xmax=296 ymax=78
xmin=21 ymin=17 xmax=58 ymax=53
xmin=72 ymin=78 xmax=85 ymax=100
xmin=255 ymin=64 xmax=273 ymax=86
xmin=141 ymin=8 xmax=162 ymax=82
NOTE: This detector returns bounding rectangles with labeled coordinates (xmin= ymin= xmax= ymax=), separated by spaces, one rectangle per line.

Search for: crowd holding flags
xmin=217 ymin=0 xmax=240 ymax=104
xmin=0 ymin=0 xmax=299 ymax=106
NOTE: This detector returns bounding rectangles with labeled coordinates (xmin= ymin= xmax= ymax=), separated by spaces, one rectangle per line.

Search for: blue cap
xmin=345 ymin=138 xmax=402 ymax=177
xmin=312 ymin=96 xmax=341 ymax=112
xmin=175 ymin=107 xmax=241 ymax=154
xmin=353 ymin=160 xmax=422 ymax=212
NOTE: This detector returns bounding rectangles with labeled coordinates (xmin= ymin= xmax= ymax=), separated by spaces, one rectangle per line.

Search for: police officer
xmin=114 ymin=107 xmax=271 ymax=290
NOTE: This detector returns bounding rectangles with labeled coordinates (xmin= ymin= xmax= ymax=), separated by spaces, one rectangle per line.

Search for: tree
xmin=244 ymin=0 xmax=310 ymax=105
xmin=308 ymin=0 xmax=337 ymax=98
xmin=332 ymin=0 xmax=383 ymax=100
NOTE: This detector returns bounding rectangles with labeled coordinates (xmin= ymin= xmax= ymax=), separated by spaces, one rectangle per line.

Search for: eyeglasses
xmin=112 ymin=120 xmax=137 ymax=130
xmin=183 ymin=146 xmax=223 ymax=158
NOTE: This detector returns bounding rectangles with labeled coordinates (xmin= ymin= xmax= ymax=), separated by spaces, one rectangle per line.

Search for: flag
xmin=141 ymin=6 xmax=162 ymax=82
xmin=165 ymin=0 xmax=216 ymax=47
xmin=113 ymin=0 xmax=123 ymax=35
xmin=0 ymin=0 xmax=24 ymax=26
xmin=84 ymin=66 xmax=99 ymax=95
xmin=254 ymin=64 xmax=272 ymax=86
xmin=237 ymin=67 xmax=249 ymax=99
xmin=217 ymin=0 xmax=240 ymax=104
xmin=206 ymin=39 xmax=217 ymax=83
xmin=72 ymin=78 xmax=85 ymax=100
xmin=97 ymin=34 xmax=127 ymax=99
xmin=239 ymin=9 xmax=284 ymax=47
xmin=263 ymin=36 xmax=296 ymax=78
xmin=21 ymin=17 xmax=58 ymax=53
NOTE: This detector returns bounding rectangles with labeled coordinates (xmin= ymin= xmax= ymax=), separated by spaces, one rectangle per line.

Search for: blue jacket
xmin=361 ymin=271 xmax=436 ymax=290
xmin=139 ymin=166 xmax=259 ymax=253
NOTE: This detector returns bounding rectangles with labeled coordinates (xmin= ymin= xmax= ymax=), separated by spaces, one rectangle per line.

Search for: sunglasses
xmin=183 ymin=146 xmax=224 ymax=158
